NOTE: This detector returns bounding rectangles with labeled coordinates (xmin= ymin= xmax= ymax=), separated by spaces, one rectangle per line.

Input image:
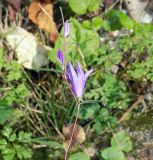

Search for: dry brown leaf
xmin=62 ymin=124 xmax=86 ymax=146
xmin=28 ymin=0 xmax=58 ymax=42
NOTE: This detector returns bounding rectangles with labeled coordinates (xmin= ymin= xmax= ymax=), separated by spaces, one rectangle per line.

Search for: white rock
xmin=6 ymin=27 xmax=50 ymax=71
xmin=140 ymin=11 xmax=153 ymax=23
xmin=125 ymin=0 xmax=150 ymax=22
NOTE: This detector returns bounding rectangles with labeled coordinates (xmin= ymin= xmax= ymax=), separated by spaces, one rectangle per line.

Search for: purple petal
xmin=76 ymin=75 xmax=84 ymax=97
xmin=84 ymin=69 xmax=94 ymax=81
xmin=76 ymin=62 xmax=85 ymax=96
xmin=64 ymin=20 xmax=70 ymax=38
xmin=68 ymin=61 xmax=78 ymax=96
xmin=67 ymin=62 xmax=93 ymax=98
xmin=81 ymin=69 xmax=93 ymax=94
xmin=76 ymin=62 xmax=84 ymax=77
xmin=57 ymin=50 xmax=64 ymax=65
xmin=68 ymin=62 xmax=77 ymax=81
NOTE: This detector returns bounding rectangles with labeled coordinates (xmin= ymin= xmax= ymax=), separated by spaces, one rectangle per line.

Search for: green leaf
xmin=69 ymin=0 xmax=87 ymax=15
xmin=0 ymin=48 xmax=4 ymax=69
xmin=86 ymin=0 xmax=101 ymax=12
xmin=101 ymin=147 xmax=125 ymax=160
xmin=93 ymin=122 xmax=106 ymax=134
xmin=97 ymin=108 xmax=109 ymax=121
xmin=15 ymin=145 xmax=32 ymax=160
xmin=104 ymin=10 xmax=134 ymax=31
xmin=1 ymin=126 xmax=13 ymax=139
xmin=5 ymin=61 xmax=22 ymax=81
xmin=49 ymin=18 xmax=100 ymax=64
xmin=82 ymin=20 xmax=92 ymax=29
xmin=21 ymin=148 xmax=32 ymax=159
xmin=68 ymin=152 xmax=90 ymax=160
xmin=0 ymin=139 xmax=7 ymax=150
xmin=0 ymin=100 xmax=14 ymax=125
xmin=2 ymin=148 xmax=15 ymax=160
xmin=79 ymin=103 xmax=100 ymax=119
xmin=5 ymin=84 xmax=30 ymax=104
xmin=9 ymin=134 xmax=17 ymax=142
xmin=92 ymin=16 xmax=103 ymax=30
xmin=18 ymin=131 xmax=32 ymax=143
xmin=111 ymin=131 xmax=132 ymax=152
xmin=134 ymin=23 xmax=153 ymax=36
xmin=32 ymin=139 xmax=63 ymax=149
xmin=69 ymin=0 xmax=100 ymax=15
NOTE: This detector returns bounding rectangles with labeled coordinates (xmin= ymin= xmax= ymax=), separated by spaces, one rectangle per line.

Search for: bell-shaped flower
xmin=57 ymin=50 xmax=64 ymax=65
xmin=68 ymin=61 xmax=93 ymax=97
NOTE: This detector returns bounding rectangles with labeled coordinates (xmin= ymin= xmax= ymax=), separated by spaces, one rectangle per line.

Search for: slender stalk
xmin=59 ymin=8 xmax=80 ymax=160
xmin=64 ymin=103 xmax=81 ymax=160
xmin=59 ymin=7 xmax=79 ymax=104
xmin=77 ymin=46 xmax=87 ymax=69
xmin=60 ymin=7 xmax=67 ymax=78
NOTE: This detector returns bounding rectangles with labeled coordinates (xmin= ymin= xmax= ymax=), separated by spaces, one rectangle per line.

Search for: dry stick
xmin=104 ymin=0 xmax=120 ymax=13
xmin=38 ymin=3 xmax=53 ymax=21
xmin=20 ymin=104 xmax=42 ymax=114
xmin=117 ymin=95 xmax=144 ymax=124
xmin=64 ymin=103 xmax=81 ymax=160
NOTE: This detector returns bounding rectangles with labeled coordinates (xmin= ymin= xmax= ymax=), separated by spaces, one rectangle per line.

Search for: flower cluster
xmin=57 ymin=20 xmax=93 ymax=98
xmin=57 ymin=50 xmax=93 ymax=98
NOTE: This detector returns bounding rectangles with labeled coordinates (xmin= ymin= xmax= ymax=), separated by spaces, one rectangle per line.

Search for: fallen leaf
xmin=84 ymin=146 xmax=97 ymax=157
xmin=28 ymin=0 xmax=58 ymax=42
xmin=6 ymin=27 xmax=50 ymax=70
xmin=62 ymin=124 xmax=86 ymax=146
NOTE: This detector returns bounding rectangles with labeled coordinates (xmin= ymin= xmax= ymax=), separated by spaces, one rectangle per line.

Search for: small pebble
xmin=144 ymin=93 xmax=152 ymax=101
xmin=111 ymin=64 xmax=119 ymax=74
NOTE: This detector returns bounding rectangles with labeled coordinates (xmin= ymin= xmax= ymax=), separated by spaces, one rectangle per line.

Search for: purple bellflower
xmin=57 ymin=50 xmax=64 ymax=65
xmin=68 ymin=61 xmax=93 ymax=98
xmin=64 ymin=20 xmax=70 ymax=37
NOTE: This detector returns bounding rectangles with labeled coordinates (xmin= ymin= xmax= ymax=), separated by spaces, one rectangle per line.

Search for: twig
xmin=38 ymin=3 xmax=53 ymax=21
xmin=21 ymin=104 xmax=42 ymax=114
xmin=104 ymin=0 xmax=120 ymax=13
xmin=117 ymin=95 xmax=144 ymax=124
xmin=64 ymin=103 xmax=81 ymax=160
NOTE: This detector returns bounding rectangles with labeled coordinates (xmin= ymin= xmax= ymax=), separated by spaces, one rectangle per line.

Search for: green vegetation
xmin=1 ymin=0 xmax=153 ymax=159
xmin=101 ymin=131 xmax=132 ymax=160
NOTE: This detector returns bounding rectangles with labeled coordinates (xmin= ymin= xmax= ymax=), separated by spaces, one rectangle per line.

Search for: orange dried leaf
xmin=28 ymin=0 xmax=58 ymax=42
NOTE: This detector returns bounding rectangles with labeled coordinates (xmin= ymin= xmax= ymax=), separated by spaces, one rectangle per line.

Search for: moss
xmin=127 ymin=110 xmax=153 ymax=131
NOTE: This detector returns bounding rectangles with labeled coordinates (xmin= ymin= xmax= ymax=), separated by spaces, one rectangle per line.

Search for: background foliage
xmin=1 ymin=0 xmax=153 ymax=159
